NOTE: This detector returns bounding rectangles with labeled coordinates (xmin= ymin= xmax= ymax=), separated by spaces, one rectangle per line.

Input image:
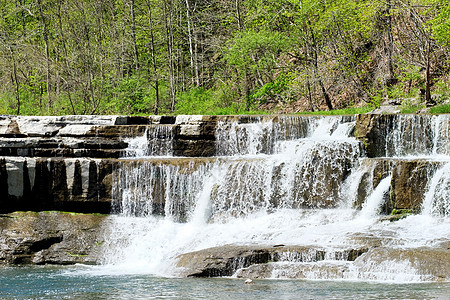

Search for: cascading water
xmin=100 ymin=115 xmax=449 ymax=282
xmin=384 ymin=114 xmax=450 ymax=157
xmin=124 ymin=125 xmax=174 ymax=157
xmin=422 ymin=163 xmax=450 ymax=216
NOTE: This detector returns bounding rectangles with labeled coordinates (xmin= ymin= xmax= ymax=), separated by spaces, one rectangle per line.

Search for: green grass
xmin=400 ymin=105 xmax=424 ymax=114
xmin=430 ymin=103 xmax=450 ymax=114
xmin=296 ymin=105 xmax=374 ymax=115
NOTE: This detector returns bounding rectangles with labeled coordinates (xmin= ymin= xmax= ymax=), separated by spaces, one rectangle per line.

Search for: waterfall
xmin=422 ymin=163 xmax=450 ymax=216
xmin=100 ymin=115 xmax=449 ymax=282
xmin=384 ymin=114 xmax=450 ymax=157
xmin=124 ymin=125 xmax=174 ymax=157
xmin=359 ymin=175 xmax=392 ymax=219
xmin=113 ymin=116 xmax=362 ymax=222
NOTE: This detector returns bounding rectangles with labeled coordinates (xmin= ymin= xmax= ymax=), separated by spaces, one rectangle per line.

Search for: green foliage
xmin=400 ymin=105 xmax=424 ymax=114
xmin=106 ymin=76 xmax=156 ymax=115
xmin=224 ymin=29 xmax=291 ymax=77
xmin=433 ymin=80 xmax=450 ymax=104
xmin=0 ymin=0 xmax=449 ymax=116
xmin=370 ymin=92 xmax=383 ymax=108
xmin=250 ymin=75 xmax=292 ymax=105
xmin=174 ymin=87 xmax=270 ymax=115
xmin=428 ymin=2 xmax=450 ymax=45
xmin=175 ymin=88 xmax=217 ymax=115
xmin=389 ymin=209 xmax=413 ymax=221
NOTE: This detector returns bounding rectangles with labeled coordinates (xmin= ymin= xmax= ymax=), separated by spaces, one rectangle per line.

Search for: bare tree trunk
xmin=306 ymin=76 xmax=315 ymax=112
xmin=78 ymin=3 xmax=97 ymax=114
xmin=8 ymin=46 xmax=20 ymax=115
xmin=163 ymin=0 xmax=176 ymax=112
xmin=308 ymin=21 xmax=333 ymax=110
xmin=244 ymin=70 xmax=251 ymax=111
xmin=235 ymin=0 xmax=243 ymax=31
xmin=385 ymin=0 xmax=395 ymax=86
xmin=425 ymin=41 xmax=434 ymax=106
xmin=185 ymin=0 xmax=197 ymax=86
xmin=37 ymin=0 xmax=51 ymax=110
xmin=236 ymin=0 xmax=250 ymax=110
xmin=146 ymin=1 xmax=160 ymax=114
xmin=407 ymin=5 xmax=435 ymax=106
xmin=56 ymin=0 xmax=76 ymax=114
xmin=130 ymin=0 xmax=139 ymax=72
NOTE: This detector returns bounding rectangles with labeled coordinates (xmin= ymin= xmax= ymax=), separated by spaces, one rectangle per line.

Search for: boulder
xmin=0 ymin=211 xmax=107 ymax=265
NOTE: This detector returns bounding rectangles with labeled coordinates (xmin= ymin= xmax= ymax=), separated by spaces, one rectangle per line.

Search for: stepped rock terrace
xmin=0 ymin=114 xmax=449 ymax=283
xmin=0 ymin=114 xmax=448 ymax=214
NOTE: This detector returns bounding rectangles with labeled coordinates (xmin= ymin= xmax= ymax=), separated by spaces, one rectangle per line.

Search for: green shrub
xmin=175 ymin=88 xmax=218 ymax=115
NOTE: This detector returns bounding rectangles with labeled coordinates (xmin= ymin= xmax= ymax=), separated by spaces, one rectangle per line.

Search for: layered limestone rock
xmin=0 ymin=211 xmax=106 ymax=265
xmin=1 ymin=114 xmax=448 ymax=215
xmin=0 ymin=157 xmax=113 ymax=213
xmin=0 ymin=115 xmax=220 ymax=158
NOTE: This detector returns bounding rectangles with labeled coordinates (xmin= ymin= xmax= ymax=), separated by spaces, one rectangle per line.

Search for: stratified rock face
xmin=0 ymin=114 xmax=448 ymax=216
xmin=0 ymin=157 xmax=113 ymax=213
xmin=350 ymin=158 xmax=445 ymax=214
xmin=0 ymin=115 xmax=226 ymax=158
xmin=0 ymin=115 xmax=224 ymax=214
xmin=0 ymin=211 xmax=106 ymax=265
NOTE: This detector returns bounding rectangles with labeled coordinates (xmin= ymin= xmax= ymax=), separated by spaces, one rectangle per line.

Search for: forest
xmin=0 ymin=0 xmax=449 ymax=115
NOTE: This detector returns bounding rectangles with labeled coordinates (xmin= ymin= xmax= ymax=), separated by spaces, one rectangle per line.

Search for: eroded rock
xmin=0 ymin=211 xmax=107 ymax=265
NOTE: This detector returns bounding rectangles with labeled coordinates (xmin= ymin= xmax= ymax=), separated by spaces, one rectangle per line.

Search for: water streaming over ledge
xmin=101 ymin=115 xmax=449 ymax=282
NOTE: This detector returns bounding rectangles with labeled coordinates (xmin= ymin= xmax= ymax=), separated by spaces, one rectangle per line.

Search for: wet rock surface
xmin=353 ymin=158 xmax=446 ymax=214
xmin=355 ymin=114 xmax=449 ymax=157
xmin=353 ymin=247 xmax=450 ymax=282
xmin=176 ymin=244 xmax=368 ymax=277
xmin=176 ymin=243 xmax=450 ymax=281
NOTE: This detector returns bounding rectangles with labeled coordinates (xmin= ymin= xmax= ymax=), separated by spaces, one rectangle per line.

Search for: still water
xmin=1 ymin=266 xmax=449 ymax=299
